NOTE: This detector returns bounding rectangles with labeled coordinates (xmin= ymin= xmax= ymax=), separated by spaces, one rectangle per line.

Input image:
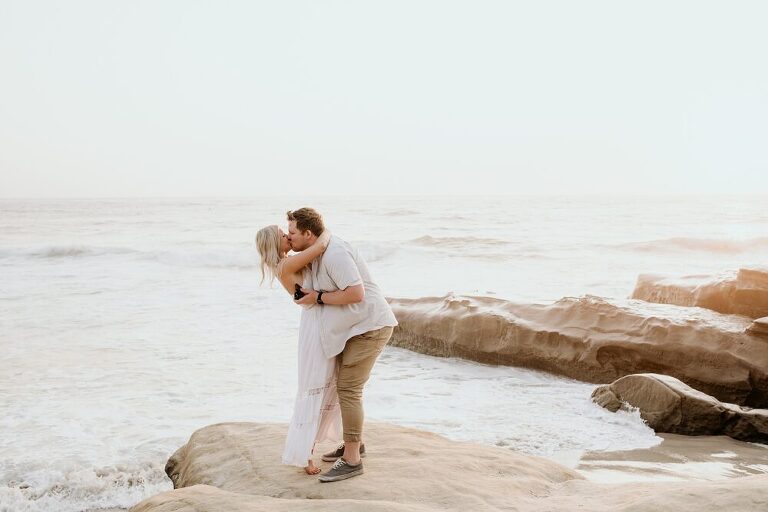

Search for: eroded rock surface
xmin=130 ymin=422 xmax=768 ymax=512
xmin=747 ymin=317 xmax=768 ymax=337
xmin=388 ymin=295 xmax=768 ymax=407
xmin=592 ymin=373 xmax=768 ymax=442
xmin=132 ymin=422 xmax=579 ymax=512
xmin=631 ymin=267 xmax=768 ymax=318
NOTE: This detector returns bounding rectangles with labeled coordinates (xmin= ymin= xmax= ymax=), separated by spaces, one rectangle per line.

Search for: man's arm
xmin=295 ymin=284 xmax=364 ymax=305
xmin=294 ymin=247 xmax=364 ymax=306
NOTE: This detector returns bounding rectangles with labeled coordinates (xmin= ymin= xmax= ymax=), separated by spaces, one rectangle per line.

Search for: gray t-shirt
xmin=307 ymin=235 xmax=398 ymax=358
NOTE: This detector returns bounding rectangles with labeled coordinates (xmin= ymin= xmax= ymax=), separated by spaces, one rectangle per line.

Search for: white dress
xmin=281 ymin=272 xmax=343 ymax=467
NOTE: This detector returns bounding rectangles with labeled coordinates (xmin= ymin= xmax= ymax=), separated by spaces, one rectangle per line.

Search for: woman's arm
xmin=279 ymin=230 xmax=331 ymax=277
xmin=276 ymin=270 xmax=302 ymax=295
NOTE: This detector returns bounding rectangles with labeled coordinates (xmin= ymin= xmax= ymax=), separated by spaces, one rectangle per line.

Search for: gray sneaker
xmin=318 ymin=457 xmax=364 ymax=482
xmin=321 ymin=443 xmax=366 ymax=462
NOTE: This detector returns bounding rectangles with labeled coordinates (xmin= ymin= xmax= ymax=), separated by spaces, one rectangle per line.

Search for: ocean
xmin=2 ymin=195 xmax=767 ymax=511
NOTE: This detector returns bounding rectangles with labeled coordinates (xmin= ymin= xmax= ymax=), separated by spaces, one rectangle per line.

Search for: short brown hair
xmin=286 ymin=207 xmax=325 ymax=237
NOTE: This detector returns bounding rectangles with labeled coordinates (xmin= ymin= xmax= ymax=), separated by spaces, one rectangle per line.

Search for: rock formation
xmin=387 ymin=294 xmax=768 ymax=407
xmin=747 ymin=317 xmax=768 ymax=337
xmin=631 ymin=267 xmax=768 ymax=318
xmin=592 ymin=373 xmax=768 ymax=442
xmin=130 ymin=422 xmax=768 ymax=512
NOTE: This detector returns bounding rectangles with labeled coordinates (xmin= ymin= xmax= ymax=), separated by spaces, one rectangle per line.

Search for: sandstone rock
xmin=132 ymin=478 xmax=768 ymax=512
xmin=130 ymin=422 xmax=768 ymax=512
xmin=591 ymin=374 xmax=768 ymax=442
xmin=747 ymin=316 xmax=768 ymax=337
xmin=388 ymin=295 xmax=768 ymax=407
xmin=133 ymin=422 xmax=579 ymax=512
xmin=631 ymin=267 xmax=768 ymax=318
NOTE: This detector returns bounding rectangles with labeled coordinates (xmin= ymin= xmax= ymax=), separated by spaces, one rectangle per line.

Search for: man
xmin=286 ymin=207 xmax=398 ymax=482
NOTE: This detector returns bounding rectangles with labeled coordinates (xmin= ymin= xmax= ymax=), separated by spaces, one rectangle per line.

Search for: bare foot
xmin=304 ymin=460 xmax=321 ymax=475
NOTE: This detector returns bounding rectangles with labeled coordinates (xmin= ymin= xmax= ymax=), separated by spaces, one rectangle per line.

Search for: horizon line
xmin=2 ymin=192 xmax=768 ymax=200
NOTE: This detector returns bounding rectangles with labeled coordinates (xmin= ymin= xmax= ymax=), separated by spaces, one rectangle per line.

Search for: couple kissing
xmin=255 ymin=207 xmax=398 ymax=482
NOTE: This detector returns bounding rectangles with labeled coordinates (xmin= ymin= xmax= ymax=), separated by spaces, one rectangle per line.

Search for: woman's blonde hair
xmin=255 ymin=224 xmax=283 ymax=284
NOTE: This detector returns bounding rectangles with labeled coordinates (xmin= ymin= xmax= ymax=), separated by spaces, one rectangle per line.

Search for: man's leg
xmin=336 ymin=326 xmax=393 ymax=464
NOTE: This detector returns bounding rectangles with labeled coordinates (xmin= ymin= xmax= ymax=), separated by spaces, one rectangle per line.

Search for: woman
xmin=254 ymin=225 xmax=342 ymax=475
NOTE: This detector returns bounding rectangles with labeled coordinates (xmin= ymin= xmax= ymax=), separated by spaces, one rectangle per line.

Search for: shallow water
xmin=578 ymin=434 xmax=768 ymax=483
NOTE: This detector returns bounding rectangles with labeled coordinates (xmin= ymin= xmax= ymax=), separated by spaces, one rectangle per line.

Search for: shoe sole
xmin=321 ymin=452 xmax=366 ymax=462
xmin=318 ymin=467 xmax=364 ymax=482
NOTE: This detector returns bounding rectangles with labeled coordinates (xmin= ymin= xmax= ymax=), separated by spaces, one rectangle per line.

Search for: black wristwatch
xmin=316 ymin=291 xmax=324 ymax=305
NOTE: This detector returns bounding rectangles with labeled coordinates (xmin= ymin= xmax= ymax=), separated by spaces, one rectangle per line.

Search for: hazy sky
xmin=1 ymin=1 xmax=766 ymax=197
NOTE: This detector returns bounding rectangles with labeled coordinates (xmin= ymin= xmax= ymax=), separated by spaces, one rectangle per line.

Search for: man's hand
xmin=293 ymin=284 xmax=364 ymax=306
xmin=294 ymin=288 xmax=318 ymax=306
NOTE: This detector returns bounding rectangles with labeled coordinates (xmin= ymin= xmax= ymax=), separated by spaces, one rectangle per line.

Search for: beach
xmin=2 ymin=195 xmax=768 ymax=511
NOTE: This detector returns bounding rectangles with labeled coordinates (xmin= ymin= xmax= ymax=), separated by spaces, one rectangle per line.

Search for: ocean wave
xmin=0 ymin=245 xmax=141 ymax=259
xmin=150 ymin=249 xmax=258 ymax=269
xmin=349 ymin=207 xmax=421 ymax=217
xmin=0 ymin=459 xmax=170 ymax=512
xmin=0 ymin=240 xmax=551 ymax=269
xmin=432 ymin=214 xmax=472 ymax=221
xmin=618 ymin=237 xmax=768 ymax=254
xmin=410 ymin=235 xmax=509 ymax=249
xmin=0 ymin=244 xmax=259 ymax=270
xmin=383 ymin=208 xmax=421 ymax=217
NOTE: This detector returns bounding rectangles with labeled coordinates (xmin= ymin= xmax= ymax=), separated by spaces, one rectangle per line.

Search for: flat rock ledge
xmin=129 ymin=422 xmax=768 ymax=512
xmin=747 ymin=317 xmax=768 ymax=338
xmin=592 ymin=373 xmax=768 ymax=443
xmin=631 ymin=267 xmax=768 ymax=319
xmin=388 ymin=295 xmax=768 ymax=408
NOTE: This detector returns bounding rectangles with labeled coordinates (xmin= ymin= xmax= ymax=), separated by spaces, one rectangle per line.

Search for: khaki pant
xmin=336 ymin=326 xmax=394 ymax=442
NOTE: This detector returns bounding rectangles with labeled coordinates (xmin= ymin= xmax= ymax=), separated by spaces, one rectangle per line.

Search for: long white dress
xmin=281 ymin=272 xmax=343 ymax=467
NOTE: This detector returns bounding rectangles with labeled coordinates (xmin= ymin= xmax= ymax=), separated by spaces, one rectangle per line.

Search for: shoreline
xmin=577 ymin=433 xmax=768 ymax=483
xmin=130 ymin=422 xmax=768 ymax=512
xmin=84 ymin=430 xmax=768 ymax=512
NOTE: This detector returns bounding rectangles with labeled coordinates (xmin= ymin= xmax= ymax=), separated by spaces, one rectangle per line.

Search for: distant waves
xmin=0 ymin=245 xmax=140 ymax=259
xmin=10 ymin=234 xmax=760 ymax=272
xmin=410 ymin=235 xmax=509 ymax=248
xmin=615 ymin=236 xmax=768 ymax=254
xmin=0 ymin=244 xmax=259 ymax=270
xmin=0 ymin=237 xmax=546 ymax=270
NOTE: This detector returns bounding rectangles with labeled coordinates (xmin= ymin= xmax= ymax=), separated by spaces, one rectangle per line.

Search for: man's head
xmin=286 ymin=207 xmax=325 ymax=252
